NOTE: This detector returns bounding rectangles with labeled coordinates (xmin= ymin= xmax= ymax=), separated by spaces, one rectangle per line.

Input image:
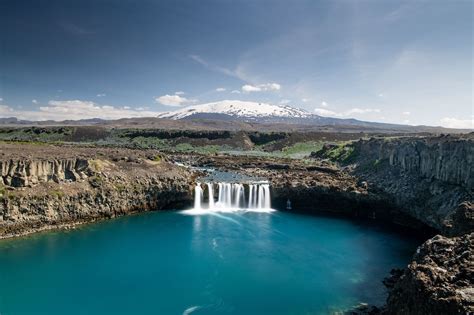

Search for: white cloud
xmin=314 ymin=107 xmax=381 ymax=117
xmin=378 ymin=93 xmax=384 ymax=97
xmin=402 ymin=119 xmax=411 ymax=125
xmin=301 ymin=98 xmax=309 ymax=103
xmin=215 ymin=87 xmax=226 ymax=92
xmin=314 ymin=108 xmax=338 ymax=116
xmin=402 ymin=111 xmax=411 ymax=115
xmin=32 ymin=99 xmax=38 ymax=104
xmin=175 ymin=91 xmax=185 ymax=95
xmin=155 ymin=94 xmax=196 ymax=107
xmin=0 ymin=98 xmax=3 ymax=102
xmin=280 ymin=99 xmax=291 ymax=104
xmin=241 ymin=82 xmax=281 ymax=93
xmin=321 ymin=101 xmax=328 ymax=107
xmin=189 ymin=54 xmax=239 ymax=79
xmin=0 ymin=100 xmax=161 ymax=121
xmin=242 ymin=85 xmax=261 ymax=92
xmin=231 ymin=90 xmax=241 ymax=94
xmin=96 ymin=93 xmax=106 ymax=97
xmin=439 ymin=117 xmax=473 ymax=129
xmin=346 ymin=108 xmax=381 ymax=115
xmin=0 ymin=105 xmax=14 ymax=114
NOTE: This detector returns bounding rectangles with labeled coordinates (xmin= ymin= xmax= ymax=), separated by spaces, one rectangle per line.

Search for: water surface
xmin=0 ymin=211 xmax=418 ymax=315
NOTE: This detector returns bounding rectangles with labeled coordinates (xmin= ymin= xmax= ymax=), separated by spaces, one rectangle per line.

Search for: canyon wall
xmin=344 ymin=135 xmax=473 ymax=233
xmin=0 ymin=145 xmax=194 ymax=238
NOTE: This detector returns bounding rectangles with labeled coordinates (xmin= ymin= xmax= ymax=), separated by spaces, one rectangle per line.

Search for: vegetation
xmin=317 ymin=142 xmax=357 ymax=163
xmin=49 ymin=189 xmax=65 ymax=198
xmin=280 ymin=141 xmax=324 ymax=158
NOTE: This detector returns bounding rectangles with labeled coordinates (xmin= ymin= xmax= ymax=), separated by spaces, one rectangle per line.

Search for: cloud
xmin=0 ymin=100 xmax=161 ymax=121
xmin=314 ymin=108 xmax=338 ymax=117
xmin=96 ymin=93 xmax=106 ymax=97
xmin=0 ymin=98 xmax=3 ymax=102
xmin=155 ymin=94 xmax=196 ymax=107
xmin=439 ymin=117 xmax=473 ymax=129
xmin=314 ymin=107 xmax=381 ymax=117
xmin=402 ymin=111 xmax=411 ymax=115
xmin=321 ymin=101 xmax=328 ymax=107
xmin=175 ymin=91 xmax=185 ymax=95
xmin=189 ymin=54 xmax=238 ymax=79
xmin=280 ymin=99 xmax=291 ymax=104
xmin=378 ymin=93 xmax=384 ymax=97
xmin=301 ymin=98 xmax=309 ymax=103
xmin=32 ymin=99 xmax=38 ymax=104
xmin=215 ymin=87 xmax=226 ymax=92
xmin=242 ymin=83 xmax=281 ymax=93
xmin=231 ymin=90 xmax=241 ymax=94
xmin=345 ymin=108 xmax=381 ymax=115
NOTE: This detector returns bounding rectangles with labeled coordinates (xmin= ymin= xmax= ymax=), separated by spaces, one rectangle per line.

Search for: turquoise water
xmin=0 ymin=211 xmax=418 ymax=315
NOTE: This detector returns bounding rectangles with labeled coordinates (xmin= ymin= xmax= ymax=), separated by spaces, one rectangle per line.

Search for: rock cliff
xmin=316 ymin=134 xmax=473 ymax=232
xmin=386 ymin=233 xmax=474 ymax=315
xmin=0 ymin=144 xmax=194 ymax=238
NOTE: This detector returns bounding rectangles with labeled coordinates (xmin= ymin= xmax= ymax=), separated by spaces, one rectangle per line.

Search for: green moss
xmin=50 ymin=189 xmax=65 ymax=198
xmin=318 ymin=142 xmax=357 ymax=163
xmin=281 ymin=141 xmax=324 ymax=158
xmin=114 ymin=183 xmax=127 ymax=192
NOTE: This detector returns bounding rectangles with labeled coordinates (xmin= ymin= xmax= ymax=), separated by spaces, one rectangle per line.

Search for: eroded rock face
xmin=347 ymin=135 xmax=473 ymax=231
xmin=386 ymin=233 xmax=474 ymax=315
xmin=354 ymin=136 xmax=473 ymax=189
xmin=0 ymin=145 xmax=195 ymax=238
xmin=0 ymin=158 xmax=90 ymax=187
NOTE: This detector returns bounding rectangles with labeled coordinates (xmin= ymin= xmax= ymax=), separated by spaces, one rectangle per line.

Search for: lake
xmin=0 ymin=210 xmax=419 ymax=315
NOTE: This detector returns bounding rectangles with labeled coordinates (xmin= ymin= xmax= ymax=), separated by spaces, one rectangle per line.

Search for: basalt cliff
xmin=0 ymin=144 xmax=194 ymax=238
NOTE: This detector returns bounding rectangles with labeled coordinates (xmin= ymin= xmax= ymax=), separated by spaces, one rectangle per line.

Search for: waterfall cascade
xmin=191 ymin=182 xmax=272 ymax=212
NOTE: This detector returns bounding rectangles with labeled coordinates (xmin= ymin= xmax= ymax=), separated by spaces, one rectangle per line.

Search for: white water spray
xmin=194 ymin=183 xmax=203 ymax=210
xmin=206 ymin=183 xmax=214 ymax=209
xmin=190 ymin=182 xmax=272 ymax=213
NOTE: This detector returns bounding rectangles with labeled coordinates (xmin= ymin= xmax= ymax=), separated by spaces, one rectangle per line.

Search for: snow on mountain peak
xmin=157 ymin=100 xmax=311 ymax=120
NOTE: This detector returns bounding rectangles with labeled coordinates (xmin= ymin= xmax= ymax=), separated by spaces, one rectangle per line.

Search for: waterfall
xmin=192 ymin=182 xmax=272 ymax=212
xmin=248 ymin=184 xmax=254 ymax=209
xmin=263 ymin=184 xmax=271 ymax=209
xmin=207 ymin=183 xmax=214 ymax=209
xmin=194 ymin=183 xmax=203 ymax=210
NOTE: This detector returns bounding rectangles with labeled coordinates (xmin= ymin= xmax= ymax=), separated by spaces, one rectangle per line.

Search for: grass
xmin=114 ymin=183 xmax=127 ymax=192
xmin=317 ymin=141 xmax=357 ymax=163
xmin=49 ymin=189 xmax=65 ymax=198
xmin=280 ymin=141 xmax=324 ymax=158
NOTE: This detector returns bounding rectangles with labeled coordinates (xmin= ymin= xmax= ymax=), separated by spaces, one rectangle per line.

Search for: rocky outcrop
xmin=0 ymin=158 xmax=90 ymax=187
xmin=444 ymin=202 xmax=474 ymax=237
xmin=352 ymin=135 xmax=473 ymax=189
xmin=0 ymin=144 xmax=194 ymax=239
xmin=386 ymin=233 xmax=474 ymax=315
xmin=327 ymin=135 xmax=474 ymax=232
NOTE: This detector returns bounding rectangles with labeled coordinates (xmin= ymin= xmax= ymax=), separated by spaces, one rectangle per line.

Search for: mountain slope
xmin=157 ymin=100 xmax=312 ymax=120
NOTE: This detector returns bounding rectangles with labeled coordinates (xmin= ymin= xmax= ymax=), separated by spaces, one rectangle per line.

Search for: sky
xmin=0 ymin=0 xmax=472 ymax=128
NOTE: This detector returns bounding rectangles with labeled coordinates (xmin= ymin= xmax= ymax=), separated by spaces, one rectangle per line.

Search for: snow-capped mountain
xmin=156 ymin=99 xmax=416 ymax=129
xmin=157 ymin=100 xmax=312 ymax=121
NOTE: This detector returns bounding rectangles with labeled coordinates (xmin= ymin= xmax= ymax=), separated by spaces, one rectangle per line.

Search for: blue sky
xmin=0 ymin=0 xmax=472 ymax=127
